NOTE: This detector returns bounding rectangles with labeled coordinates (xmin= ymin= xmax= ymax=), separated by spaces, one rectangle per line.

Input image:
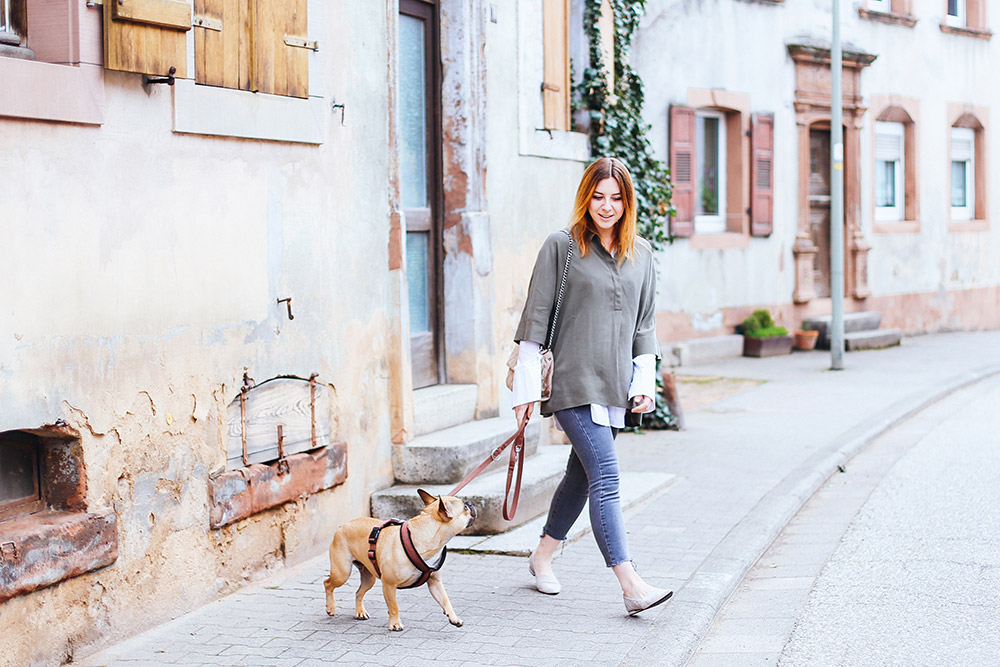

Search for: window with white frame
xmin=695 ymin=110 xmax=727 ymax=234
xmin=868 ymin=0 xmax=891 ymax=13
xmin=950 ymin=127 xmax=975 ymax=220
xmin=874 ymin=121 xmax=905 ymax=221
xmin=946 ymin=0 xmax=966 ymax=26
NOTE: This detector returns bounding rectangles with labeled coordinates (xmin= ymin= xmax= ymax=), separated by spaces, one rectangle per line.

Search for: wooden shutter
xmin=542 ymin=0 xmax=569 ymax=131
xmin=669 ymin=105 xmax=696 ymax=237
xmin=226 ymin=377 xmax=332 ymax=468
xmin=104 ymin=0 xmax=192 ymax=78
xmin=751 ymin=112 xmax=775 ymax=237
xmin=194 ymin=0 xmax=252 ymax=91
xmin=254 ymin=0 xmax=309 ymax=98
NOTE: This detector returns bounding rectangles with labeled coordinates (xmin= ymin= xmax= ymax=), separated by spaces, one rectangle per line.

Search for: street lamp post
xmin=830 ymin=0 xmax=845 ymax=370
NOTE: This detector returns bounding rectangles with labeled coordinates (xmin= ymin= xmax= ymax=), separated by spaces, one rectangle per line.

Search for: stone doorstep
xmin=391 ymin=417 xmax=541 ymax=484
xmin=844 ymin=328 xmax=904 ymax=351
xmin=803 ymin=312 xmax=883 ymax=343
xmin=450 ymin=470 xmax=677 ymax=556
xmin=372 ymin=445 xmax=572 ymax=535
xmin=412 ymin=384 xmax=478 ymax=437
xmin=669 ymin=334 xmax=744 ymax=367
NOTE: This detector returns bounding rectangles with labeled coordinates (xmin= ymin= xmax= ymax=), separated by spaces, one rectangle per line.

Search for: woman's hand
xmin=631 ymin=395 xmax=653 ymax=413
xmin=514 ymin=402 xmax=534 ymax=427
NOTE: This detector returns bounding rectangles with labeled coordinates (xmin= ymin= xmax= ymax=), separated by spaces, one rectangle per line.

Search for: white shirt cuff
xmin=628 ymin=354 xmax=656 ymax=413
xmin=511 ymin=340 xmax=542 ymax=407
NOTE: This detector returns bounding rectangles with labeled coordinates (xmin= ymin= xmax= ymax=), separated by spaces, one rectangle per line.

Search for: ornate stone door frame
xmin=788 ymin=42 xmax=876 ymax=304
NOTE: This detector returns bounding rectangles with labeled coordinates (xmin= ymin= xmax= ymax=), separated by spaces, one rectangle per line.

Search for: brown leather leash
xmin=367 ymin=519 xmax=447 ymax=589
xmin=449 ymin=420 xmax=527 ymax=521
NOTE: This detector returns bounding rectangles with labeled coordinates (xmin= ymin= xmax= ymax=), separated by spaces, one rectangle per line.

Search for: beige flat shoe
xmin=528 ymin=552 xmax=561 ymax=595
xmin=624 ymin=587 xmax=673 ymax=615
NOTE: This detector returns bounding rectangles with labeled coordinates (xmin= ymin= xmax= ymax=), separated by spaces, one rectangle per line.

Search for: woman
xmin=511 ymin=157 xmax=671 ymax=615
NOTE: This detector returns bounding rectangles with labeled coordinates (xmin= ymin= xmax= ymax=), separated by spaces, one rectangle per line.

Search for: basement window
xmin=207 ymin=374 xmax=349 ymax=529
xmin=0 ymin=425 xmax=118 ymax=603
xmin=0 ymin=434 xmax=41 ymax=519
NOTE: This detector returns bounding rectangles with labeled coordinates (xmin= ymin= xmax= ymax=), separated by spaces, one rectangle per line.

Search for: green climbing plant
xmin=576 ymin=0 xmax=677 ymax=430
xmin=576 ymin=0 xmax=674 ymax=249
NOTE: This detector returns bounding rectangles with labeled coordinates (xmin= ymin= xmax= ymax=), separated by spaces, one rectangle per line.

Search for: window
xmin=669 ymin=92 xmax=763 ymax=245
xmin=941 ymin=0 xmax=991 ymax=36
xmin=875 ymin=121 xmax=905 ymax=221
xmin=869 ymin=0 xmax=891 ymax=12
xmin=209 ymin=374 xmax=347 ymax=529
xmin=950 ymin=127 xmax=974 ymax=220
xmin=871 ymin=101 xmax=919 ymax=231
xmin=0 ymin=427 xmax=119 ymax=604
xmin=696 ymin=110 xmax=727 ymax=234
xmin=946 ymin=0 xmax=966 ymax=26
xmin=0 ymin=437 xmax=40 ymax=520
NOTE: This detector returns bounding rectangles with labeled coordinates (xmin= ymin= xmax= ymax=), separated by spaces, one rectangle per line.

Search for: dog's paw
xmin=448 ymin=616 xmax=463 ymax=627
xmin=389 ymin=621 xmax=404 ymax=631
xmin=354 ymin=610 xmax=369 ymax=620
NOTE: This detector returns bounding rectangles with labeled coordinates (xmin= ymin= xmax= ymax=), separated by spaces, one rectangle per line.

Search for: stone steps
xmin=372 ymin=444 xmax=570 ymax=535
xmin=845 ymin=328 xmax=903 ymax=351
xmin=391 ymin=416 xmax=541 ymax=484
xmin=412 ymin=384 xmax=478 ymax=437
xmin=802 ymin=312 xmax=901 ymax=351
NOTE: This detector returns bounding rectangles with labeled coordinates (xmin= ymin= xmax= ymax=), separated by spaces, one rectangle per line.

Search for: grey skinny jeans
xmin=542 ymin=405 xmax=630 ymax=567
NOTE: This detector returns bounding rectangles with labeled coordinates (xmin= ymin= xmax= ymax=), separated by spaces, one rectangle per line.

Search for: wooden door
xmin=808 ymin=128 xmax=832 ymax=299
xmin=399 ymin=0 xmax=442 ymax=388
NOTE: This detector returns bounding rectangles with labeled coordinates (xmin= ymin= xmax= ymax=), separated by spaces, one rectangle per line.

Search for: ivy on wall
xmin=576 ymin=0 xmax=674 ymax=248
xmin=576 ymin=0 xmax=678 ymax=429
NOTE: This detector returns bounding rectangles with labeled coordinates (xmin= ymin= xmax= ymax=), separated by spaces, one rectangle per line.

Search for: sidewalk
xmin=79 ymin=331 xmax=1000 ymax=667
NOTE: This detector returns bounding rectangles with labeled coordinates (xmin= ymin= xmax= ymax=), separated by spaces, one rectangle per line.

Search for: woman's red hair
xmin=569 ymin=157 xmax=637 ymax=264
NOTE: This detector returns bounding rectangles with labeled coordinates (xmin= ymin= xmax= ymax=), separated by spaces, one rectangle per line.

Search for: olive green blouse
xmin=514 ymin=229 xmax=660 ymax=416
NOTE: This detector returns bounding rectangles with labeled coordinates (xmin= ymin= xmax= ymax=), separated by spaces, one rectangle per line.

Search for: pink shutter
xmin=750 ymin=112 xmax=775 ymax=237
xmin=669 ymin=105 xmax=696 ymax=237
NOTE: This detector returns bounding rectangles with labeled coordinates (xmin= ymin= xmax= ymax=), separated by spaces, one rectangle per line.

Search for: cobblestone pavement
xmin=78 ymin=332 xmax=1000 ymax=667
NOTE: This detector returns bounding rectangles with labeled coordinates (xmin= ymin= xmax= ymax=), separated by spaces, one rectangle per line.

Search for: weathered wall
xmin=635 ymin=0 xmax=1000 ymax=338
xmin=0 ymin=2 xmax=401 ymax=664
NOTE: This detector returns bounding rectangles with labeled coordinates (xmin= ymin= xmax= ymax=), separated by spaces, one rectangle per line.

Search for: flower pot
xmin=743 ymin=335 xmax=793 ymax=358
xmin=793 ymin=329 xmax=819 ymax=351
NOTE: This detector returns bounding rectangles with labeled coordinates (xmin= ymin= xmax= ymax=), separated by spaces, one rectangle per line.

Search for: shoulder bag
xmin=505 ymin=229 xmax=574 ymax=402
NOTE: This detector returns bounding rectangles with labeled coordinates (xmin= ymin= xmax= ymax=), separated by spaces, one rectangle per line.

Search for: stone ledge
xmin=0 ymin=509 xmax=118 ymax=603
xmin=208 ymin=442 xmax=348 ymax=529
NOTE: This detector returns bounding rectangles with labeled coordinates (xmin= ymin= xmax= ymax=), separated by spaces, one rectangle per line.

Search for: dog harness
xmin=367 ymin=519 xmax=447 ymax=589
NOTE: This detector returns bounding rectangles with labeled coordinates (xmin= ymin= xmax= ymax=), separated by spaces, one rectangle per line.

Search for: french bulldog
xmin=324 ymin=489 xmax=476 ymax=631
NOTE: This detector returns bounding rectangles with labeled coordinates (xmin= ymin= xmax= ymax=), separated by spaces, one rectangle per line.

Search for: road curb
xmin=621 ymin=363 xmax=1000 ymax=667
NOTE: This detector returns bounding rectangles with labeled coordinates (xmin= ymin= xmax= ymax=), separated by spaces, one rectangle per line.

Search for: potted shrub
xmin=741 ymin=309 xmax=793 ymax=357
xmin=793 ymin=324 xmax=820 ymax=351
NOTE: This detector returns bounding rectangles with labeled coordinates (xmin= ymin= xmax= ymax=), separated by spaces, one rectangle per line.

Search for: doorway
xmin=399 ymin=0 xmax=442 ymax=388
xmin=808 ymin=128 xmax=832 ymax=299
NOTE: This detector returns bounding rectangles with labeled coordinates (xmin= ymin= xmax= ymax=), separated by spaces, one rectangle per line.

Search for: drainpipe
xmin=830 ymin=0 xmax=846 ymax=370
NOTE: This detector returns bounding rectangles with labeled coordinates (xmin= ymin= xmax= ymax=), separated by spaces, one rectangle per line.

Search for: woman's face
xmin=588 ymin=177 xmax=624 ymax=235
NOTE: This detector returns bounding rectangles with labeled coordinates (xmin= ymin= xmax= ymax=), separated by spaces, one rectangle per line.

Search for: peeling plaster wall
xmin=0 ymin=2 xmax=397 ymax=664
xmin=636 ymin=0 xmax=1000 ymax=337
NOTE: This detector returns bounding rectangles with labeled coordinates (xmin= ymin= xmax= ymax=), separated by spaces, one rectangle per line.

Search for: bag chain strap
xmin=543 ymin=230 xmax=574 ymax=352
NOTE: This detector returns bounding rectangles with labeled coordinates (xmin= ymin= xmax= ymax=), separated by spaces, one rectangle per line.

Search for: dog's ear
xmin=417 ymin=488 xmax=436 ymax=506
xmin=437 ymin=497 xmax=455 ymax=521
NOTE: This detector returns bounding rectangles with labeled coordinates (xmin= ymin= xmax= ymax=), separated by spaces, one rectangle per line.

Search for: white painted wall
xmin=634 ymin=0 xmax=1000 ymax=326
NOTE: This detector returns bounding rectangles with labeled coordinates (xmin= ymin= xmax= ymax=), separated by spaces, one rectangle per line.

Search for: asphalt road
xmin=690 ymin=372 xmax=1000 ymax=667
